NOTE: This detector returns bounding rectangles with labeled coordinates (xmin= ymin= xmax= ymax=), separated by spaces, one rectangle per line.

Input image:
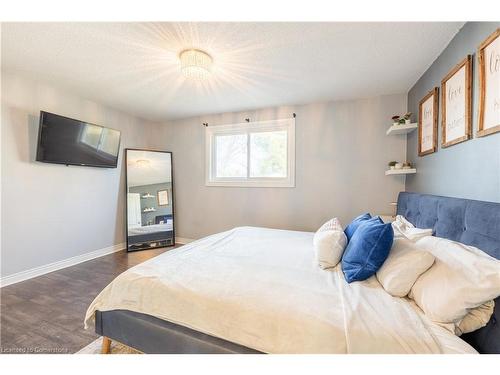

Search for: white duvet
xmin=84 ymin=226 xmax=476 ymax=354
xmin=128 ymin=221 xmax=173 ymax=236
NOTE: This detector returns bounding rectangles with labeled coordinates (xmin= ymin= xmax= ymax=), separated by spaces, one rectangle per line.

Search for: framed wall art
xmin=418 ymin=87 xmax=439 ymax=156
xmin=441 ymin=55 xmax=472 ymax=148
xmin=477 ymin=28 xmax=500 ymax=137
xmin=157 ymin=189 xmax=169 ymax=206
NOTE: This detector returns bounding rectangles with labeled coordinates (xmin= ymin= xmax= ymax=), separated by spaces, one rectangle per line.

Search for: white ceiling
xmin=1 ymin=22 xmax=464 ymax=121
xmin=127 ymin=150 xmax=172 ymax=187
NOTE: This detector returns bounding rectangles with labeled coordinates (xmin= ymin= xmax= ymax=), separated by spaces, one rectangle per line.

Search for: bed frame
xmin=95 ymin=310 xmax=260 ymax=353
xmin=95 ymin=192 xmax=500 ymax=354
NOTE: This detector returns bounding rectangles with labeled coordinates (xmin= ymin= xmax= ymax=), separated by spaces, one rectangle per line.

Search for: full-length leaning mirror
xmin=126 ymin=149 xmax=174 ymax=252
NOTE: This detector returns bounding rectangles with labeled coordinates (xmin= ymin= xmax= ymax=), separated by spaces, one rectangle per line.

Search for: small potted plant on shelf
xmin=391 ymin=115 xmax=400 ymax=126
xmin=388 ymin=161 xmax=397 ymax=170
xmin=403 ymin=112 xmax=412 ymax=124
xmin=403 ymin=162 xmax=413 ymax=169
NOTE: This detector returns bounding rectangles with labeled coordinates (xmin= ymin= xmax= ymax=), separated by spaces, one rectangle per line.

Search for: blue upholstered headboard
xmin=155 ymin=214 xmax=173 ymax=224
xmin=397 ymin=192 xmax=500 ymax=354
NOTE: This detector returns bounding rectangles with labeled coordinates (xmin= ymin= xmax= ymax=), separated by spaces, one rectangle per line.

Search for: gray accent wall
xmin=406 ymin=22 xmax=500 ymax=203
xmin=129 ymin=182 xmax=173 ymax=225
xmin=151 ymin=94 xmax=408 ymax=240
xmin=1 ymin=70 xmax=158 ymax=277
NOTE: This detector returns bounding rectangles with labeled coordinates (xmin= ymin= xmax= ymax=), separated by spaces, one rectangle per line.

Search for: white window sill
xmin=205 ymin=179 xmax=295 ymax=188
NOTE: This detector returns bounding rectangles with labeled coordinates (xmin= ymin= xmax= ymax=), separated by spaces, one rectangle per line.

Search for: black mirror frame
xmin=125 ymin=148 xmax=175 ymax=252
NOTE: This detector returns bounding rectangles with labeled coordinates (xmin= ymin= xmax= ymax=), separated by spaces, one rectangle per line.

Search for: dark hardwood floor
xmin=0 ymin=247 xmax=172 ymax=354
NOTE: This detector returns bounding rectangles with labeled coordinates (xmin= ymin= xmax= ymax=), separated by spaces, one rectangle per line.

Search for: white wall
xmin=1 ymin=70 xmax=158 ymax=277
xmin=0 ymin=69 xmax=408 ymax=278
xmin=151 ymin=94 xmax=408 ymax=240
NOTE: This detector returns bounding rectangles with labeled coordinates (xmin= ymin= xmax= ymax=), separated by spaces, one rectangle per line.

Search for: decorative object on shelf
xmin=441 ymin=55 xmax=472 ymax=148
xmin=157 ymin=190 xmax=169 ymax=206
xmin=391 ymin=115 xmax=401 ymax=126
xmin=418 ymin=87 xmax=439 ymax=156
xmin=386 ymin=161 xmax=412 ymax=171
xmin=403 ymin=112 xmax=412 ymax=124
xmin=477 ymin=28 xmax=500 ymax=138
xmin=391 ymin=113 xmax=412 ymax=126
xmin=141 ymin=193 xmax=154 ymax=199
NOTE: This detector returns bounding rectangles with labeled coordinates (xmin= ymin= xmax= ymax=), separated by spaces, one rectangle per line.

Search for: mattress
xmin=128 ymin=221 xmax=173 ymax=236
xmin=85 ymin=226 xmax=476 ymax=354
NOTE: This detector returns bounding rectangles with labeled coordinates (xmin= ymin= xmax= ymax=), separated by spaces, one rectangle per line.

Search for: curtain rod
xmin=203 ymin=113 xmax=296 ymax=127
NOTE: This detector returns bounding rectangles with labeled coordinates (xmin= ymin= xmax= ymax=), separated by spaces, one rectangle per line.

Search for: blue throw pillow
xmin=341 ymin=218 xmax=394 ymax=283
xmin=344 ymin=213 xmax=372 ymax=241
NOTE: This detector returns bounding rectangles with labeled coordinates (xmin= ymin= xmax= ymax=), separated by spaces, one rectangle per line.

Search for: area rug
xmin=77 ymin=336 xmax=142 ymax=354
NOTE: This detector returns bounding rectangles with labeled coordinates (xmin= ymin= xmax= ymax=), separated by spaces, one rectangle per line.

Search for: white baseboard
xmin=1 ymin=237 xmax=195 ymax=288
xmin=0 ymin=242 xmax=126 ymax=288
xmin=175 ymin=237 xmax=195 ymax=245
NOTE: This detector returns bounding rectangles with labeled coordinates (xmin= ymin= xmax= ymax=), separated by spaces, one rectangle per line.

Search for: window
xmin=80 ymin=124 xmax=120 ymax=156
xmin=206 ymin=118 xmax=295 ymax=187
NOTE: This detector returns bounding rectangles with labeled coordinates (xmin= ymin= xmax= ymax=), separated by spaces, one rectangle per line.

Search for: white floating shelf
xmin=385 ymin=168 xmax=416 ymax=176
xmin=386 ymin=123 xmax=418 ymax=135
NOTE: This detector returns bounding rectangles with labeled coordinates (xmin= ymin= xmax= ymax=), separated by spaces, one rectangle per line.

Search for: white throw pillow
xmin=313 ymin=218 xmax=347 ymax=269
xmin=434 ymin=301 xmax=495 ymax=336
xmin=376 ymin=237 xmax=435 ymax=297
xmin=456 ymin=300 xmax=495 ymax=335
xmin=392 ymin=215 xmax=433 ymax=241
xmin=409 ymin=236 xmax=500 ymax=324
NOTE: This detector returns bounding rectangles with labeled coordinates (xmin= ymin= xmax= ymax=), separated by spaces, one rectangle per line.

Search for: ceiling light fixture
xmin=179 ymin=49 xmax=213 ymax=80
xmin=135 ymin=159 xmax=151 ymax=167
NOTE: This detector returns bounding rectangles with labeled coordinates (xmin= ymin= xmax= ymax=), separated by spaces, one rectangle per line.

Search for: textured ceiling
xmin=1 ymin=22 xmax=463 ymax=121
xmin=127 ymin=150 xmax=172 ymax=187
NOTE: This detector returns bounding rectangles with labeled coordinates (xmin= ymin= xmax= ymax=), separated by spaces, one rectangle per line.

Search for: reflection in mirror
xmin=126 ymin=149 xmax=174 ymax=251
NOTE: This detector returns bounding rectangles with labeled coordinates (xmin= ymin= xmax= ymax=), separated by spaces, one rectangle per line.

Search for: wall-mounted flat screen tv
xmin=36 ymin=111 xmax=121 ymax=168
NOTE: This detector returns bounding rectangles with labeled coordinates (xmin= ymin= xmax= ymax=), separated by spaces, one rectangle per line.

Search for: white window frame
xmin=205 ymin=118 xmax=295 ymax=187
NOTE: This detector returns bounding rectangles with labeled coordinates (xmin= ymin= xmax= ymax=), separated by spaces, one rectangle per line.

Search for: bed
xmin=85 ymin=192 xmax=500 ymax=354
xmin=127 ymin=217 xmax=174 ymax=250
